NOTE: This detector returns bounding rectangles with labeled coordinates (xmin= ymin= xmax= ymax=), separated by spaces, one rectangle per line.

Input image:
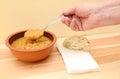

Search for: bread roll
xmin=63 ymin=36 xmax=90 ymax=51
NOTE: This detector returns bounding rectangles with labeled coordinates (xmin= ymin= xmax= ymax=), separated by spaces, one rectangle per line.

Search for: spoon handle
xmin=43 ymin=17 xmax=62 ymax=30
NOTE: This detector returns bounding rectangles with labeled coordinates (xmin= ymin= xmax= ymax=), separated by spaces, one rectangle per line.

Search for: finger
xmin=74 ymin=22 xmax=79 ymax=31
xmin=74 ymin=20 xmax=79 ymax=31
xmin=72 ymin=17 xmax=79 ymax=31
xmin=64 ymin=17 xmax=71 ymax=26
xmin=74 ymin=17 xmax=83 ymax=31
xmin=72 ymin=16 xmax=79 ymax=31
xmin=70 ymin=16 xmax=82 ymax=31
xmin=62 ymin=7 xmax=75 ymax=16
xmin=61 ymin=16 xmax=65 ymax=23
xmin=70 ymin=19 xmax=76 ymax=31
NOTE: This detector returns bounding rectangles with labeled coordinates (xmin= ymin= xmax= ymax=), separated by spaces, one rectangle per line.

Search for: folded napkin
xmin=57 ymin=38 xmax=100 ymax=73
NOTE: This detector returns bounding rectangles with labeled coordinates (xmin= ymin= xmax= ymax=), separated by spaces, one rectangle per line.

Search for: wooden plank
xmin=0 ymin=35 xmax=120 ymax=79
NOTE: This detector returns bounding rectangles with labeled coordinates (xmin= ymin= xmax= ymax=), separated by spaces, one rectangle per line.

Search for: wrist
xmin=96 ymin=6 xmax=120 ymax=27
xmin=100 ymin=0 xmax=120 ymax=8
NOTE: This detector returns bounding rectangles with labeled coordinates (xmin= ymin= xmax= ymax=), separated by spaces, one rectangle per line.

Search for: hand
xmin=61 ymin=2 xmax=101 ymax=31
xmin=61 ymin=2 xmax=120 ymax=31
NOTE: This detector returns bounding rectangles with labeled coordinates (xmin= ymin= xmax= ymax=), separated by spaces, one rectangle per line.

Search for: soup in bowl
xmin=5 ymin=30 xmax=57 ymax=62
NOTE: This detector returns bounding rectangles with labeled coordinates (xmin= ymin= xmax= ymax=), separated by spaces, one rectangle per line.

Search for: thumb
xmin=62 ymin=7 xmax=75 ymax=16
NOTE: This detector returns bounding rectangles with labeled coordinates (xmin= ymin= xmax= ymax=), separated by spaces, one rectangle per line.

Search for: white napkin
xmin=57 ymin=38 xmax=100 ymax=73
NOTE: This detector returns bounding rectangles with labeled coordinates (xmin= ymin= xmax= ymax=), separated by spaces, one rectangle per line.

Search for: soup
xmin=24 ymin=29 xmax=44 ymax=41
xmin=11 ymin=29 xmax=52 ymax=50
xmin=11 ymin=36 xmax=52 ymax=50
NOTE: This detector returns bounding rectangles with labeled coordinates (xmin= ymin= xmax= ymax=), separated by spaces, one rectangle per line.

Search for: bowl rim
xmin=5 ymin=30 xmax=57 ymax=53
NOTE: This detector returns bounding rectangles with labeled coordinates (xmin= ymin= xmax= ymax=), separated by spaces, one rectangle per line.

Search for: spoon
xmin=43 ymin=17 xmax=62 ymax=30
xmin=24 ymin=17 xmax=62 ymax=41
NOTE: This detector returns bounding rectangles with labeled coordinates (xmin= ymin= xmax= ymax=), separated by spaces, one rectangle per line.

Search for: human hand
xmin=61 ymin=1 xmax=120 ymax=31
xmin=61 ymin=2 xmax=101 ymax=31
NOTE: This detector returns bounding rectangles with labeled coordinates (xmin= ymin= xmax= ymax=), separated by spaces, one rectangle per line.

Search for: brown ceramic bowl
xmin=5 ymin=30 xmax=57 ymax=62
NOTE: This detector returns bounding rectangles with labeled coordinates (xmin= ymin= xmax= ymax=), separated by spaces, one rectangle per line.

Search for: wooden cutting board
xmin=89 ymin=36 xmax=120 ymax=64
xmin=0 ymin=35 xmax=120 ymax=79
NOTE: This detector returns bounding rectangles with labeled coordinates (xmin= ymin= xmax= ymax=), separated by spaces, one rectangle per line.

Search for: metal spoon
xmin=43 ymin=17 xmax=62 ymax=30
xmin=24 ymin=17 xmax=62 ymax=40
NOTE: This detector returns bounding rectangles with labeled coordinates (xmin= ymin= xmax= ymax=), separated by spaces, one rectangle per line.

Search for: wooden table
xmin=0 ymin=32 xmax=120 ymax=79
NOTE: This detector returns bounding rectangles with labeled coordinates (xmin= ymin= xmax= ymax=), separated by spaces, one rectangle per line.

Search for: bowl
xmin=5 ymin=30 xmax=57 ymax=62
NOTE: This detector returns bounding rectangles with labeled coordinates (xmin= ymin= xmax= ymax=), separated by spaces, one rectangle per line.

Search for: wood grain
xmin=0 ymin=35 xmax=120 ymax=79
